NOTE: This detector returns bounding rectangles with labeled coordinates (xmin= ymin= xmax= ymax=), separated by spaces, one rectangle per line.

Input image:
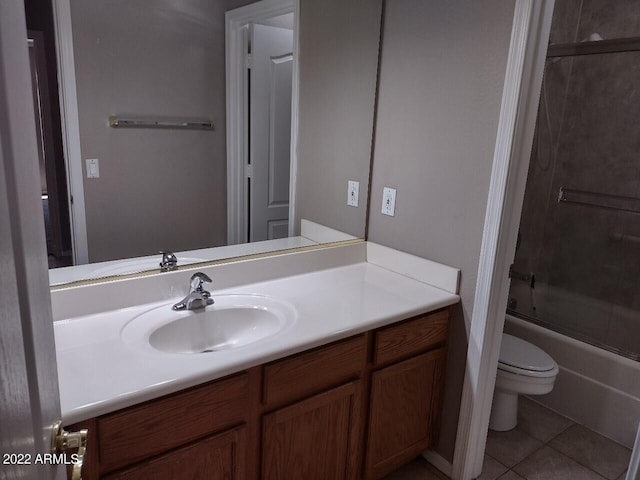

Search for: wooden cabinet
xmin=261 ymin=336 xmax=366 ymax=479
xmin=263 ymin=335 xmax=366 ymax=408
xmin=104 ymin=426 xmax=246 ymax=480
xmin=67 ymin=373 xmax=250 ymax=480
xmin=365 ymin=349 xmax=447 ymax=479
xmin=373 ymin=309 xmax=448 ymax=365
xmin=98 ymin=373 xmax=248 ymax=472
xmin=262 ymin=382 xmax=361 ymax=480
xmin=67 ymin=308 xmax=450 ymax=480
xmin=365 ymin=311 xmax=449 ymax=479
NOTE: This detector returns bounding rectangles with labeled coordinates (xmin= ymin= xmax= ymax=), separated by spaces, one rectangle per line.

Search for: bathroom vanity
xmin=67 ymin=308 xmax=449 ymax=479
xmin=53 ymin=242 xmax=460 ymax=480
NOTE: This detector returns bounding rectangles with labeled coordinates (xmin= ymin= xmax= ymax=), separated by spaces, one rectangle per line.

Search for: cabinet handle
xmin=51 ymin=421 xmax=88 ymax=480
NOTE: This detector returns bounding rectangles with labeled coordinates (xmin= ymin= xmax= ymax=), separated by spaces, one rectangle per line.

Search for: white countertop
xmin=55 ymin=260 xmax=459 ymax=425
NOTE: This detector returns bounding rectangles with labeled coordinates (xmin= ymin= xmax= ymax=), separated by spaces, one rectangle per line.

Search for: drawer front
xmin=374 ymin=309 xmax=448 ymax=365
xmin=103 ymin=426 xmax=246 ymax=480
xmin=98 ymin=373 xmax=248 ymax=472
xmin=263 ymin=335 xmax=366 ymax=408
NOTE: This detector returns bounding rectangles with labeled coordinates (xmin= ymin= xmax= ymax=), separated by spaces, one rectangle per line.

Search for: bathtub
xmin=505 ymin=313 xmax=640 ymax=448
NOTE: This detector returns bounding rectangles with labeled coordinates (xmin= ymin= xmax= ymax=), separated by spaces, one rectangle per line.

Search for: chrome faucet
xmin=172 ymin=272 xmax=214 ymax=311
xmin=159 ymin=251 xmax=178 ymax=272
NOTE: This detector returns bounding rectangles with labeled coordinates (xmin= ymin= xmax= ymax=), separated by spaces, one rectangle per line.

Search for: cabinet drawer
xmin=103 ymin=426 xmax=246 ymax=480
xmin=263 ymin=335 xmax=366 ymax=408
xmin=98 ymin=373 xmax=248 ymax=472
xmin=373 ymin=309 xmax=448 ymax=365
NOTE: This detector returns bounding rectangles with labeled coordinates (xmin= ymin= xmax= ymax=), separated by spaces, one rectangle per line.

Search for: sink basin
xmin=121 ymin=294 xmax=296 ymax=354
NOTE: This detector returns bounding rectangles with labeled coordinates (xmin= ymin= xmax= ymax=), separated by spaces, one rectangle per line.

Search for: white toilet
xmin=489 ymin=333 xmax=559 ymax=431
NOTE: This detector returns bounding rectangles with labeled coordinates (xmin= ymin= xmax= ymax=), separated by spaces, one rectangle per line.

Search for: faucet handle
xmin=159 ymin=251 xmax=178 ymax=271
xmin=190 ymin=272 xmax=212 ymax=294
xmin=171 ymin=273 xmax=214 ymax=311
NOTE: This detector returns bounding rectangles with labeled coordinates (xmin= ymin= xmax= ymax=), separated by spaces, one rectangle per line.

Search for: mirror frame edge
xmin=49 ymin=238 xmax=365 ymax=291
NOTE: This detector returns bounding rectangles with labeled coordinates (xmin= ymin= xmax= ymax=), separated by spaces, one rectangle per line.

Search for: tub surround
xmin=505 ymin=314 xmax=640 ymax=448
xmin=54 ymin=241 xmax=460 ymax=425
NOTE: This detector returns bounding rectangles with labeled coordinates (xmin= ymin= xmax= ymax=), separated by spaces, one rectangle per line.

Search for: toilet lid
xmin=498 ymin=334 xmax=556 ymax=372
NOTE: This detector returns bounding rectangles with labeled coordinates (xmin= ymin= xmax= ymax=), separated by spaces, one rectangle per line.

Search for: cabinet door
xmin=103 ymin=426 xmax=245 ymax=480
xmin=98 ymin=373 xmax=248 ymax=472
xmin=365 ymin=348 xmax=446 ymax=479
xmin=262 ymin=382 xmax=361 ymax=480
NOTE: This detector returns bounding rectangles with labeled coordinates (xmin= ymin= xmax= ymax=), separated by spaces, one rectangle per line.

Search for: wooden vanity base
xmin=67 ymin=307 xmax=451 ymax=480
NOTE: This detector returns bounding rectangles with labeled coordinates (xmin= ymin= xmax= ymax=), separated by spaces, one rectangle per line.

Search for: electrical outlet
xmin=381 ymin=187 xmax=396 ymax=216
xmin=348 ymin=180 xmax=359 ymax=207
xmin=86 ymin=158 xmax=100 ymax=178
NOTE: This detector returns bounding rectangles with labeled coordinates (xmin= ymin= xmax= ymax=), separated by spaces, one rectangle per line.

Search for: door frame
xmin=0 ymin=2 xmax=64 ymax=478
xmin=450 ymin=1 xmax=555 ymax=479
xmin=226 ymin=0 xmax=297 ymax=245
xmin=28 ymin=29 xmax=68 ymax=259
xmin=49 ymin=0 xmax=89 ymax=265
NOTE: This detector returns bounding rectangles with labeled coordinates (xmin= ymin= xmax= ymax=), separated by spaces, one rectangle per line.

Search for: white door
xmin=0 ymin=3 xmax=65 ymax=479
xmin=249 ymin=24 xmax=294 ymax=242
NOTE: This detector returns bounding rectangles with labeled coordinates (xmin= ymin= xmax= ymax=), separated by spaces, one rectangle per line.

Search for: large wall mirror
xmin=25 ymin=0 xmax=383 ymax=286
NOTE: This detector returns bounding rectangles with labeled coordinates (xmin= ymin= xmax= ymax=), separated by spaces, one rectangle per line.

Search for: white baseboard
xmin=423 ymin=450 xmax=453 ymax=478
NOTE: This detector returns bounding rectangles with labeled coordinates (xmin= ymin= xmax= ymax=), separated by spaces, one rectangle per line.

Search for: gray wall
xmin=71 ymin=0 xmax=252 ymax=262
xmin=294 ymin=0 xmax=382 ymax=238
xmin=367 ymin=0 xmax=515 ymax=461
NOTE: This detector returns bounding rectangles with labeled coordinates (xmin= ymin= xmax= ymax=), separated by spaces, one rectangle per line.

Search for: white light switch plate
xmin=348 ymin=180 xmax=359 ymax=207
xmin=381 ymin=187 xmax=396 ymax=216
xmin=86 ymin=158 xmax=100 ymax=178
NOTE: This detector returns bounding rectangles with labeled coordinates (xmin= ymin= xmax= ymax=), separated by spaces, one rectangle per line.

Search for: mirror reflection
xmin=24 ymin=0 xmax=382 ymax=286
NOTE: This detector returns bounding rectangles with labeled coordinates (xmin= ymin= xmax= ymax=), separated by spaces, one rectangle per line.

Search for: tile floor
xmin=384 ymin=397 xmax=632 ymax=480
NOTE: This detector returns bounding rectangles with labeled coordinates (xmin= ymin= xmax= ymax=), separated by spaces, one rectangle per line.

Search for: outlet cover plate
xmin=348 ymin=180 xmax=359 ymax=207
xmin=381 ymin=187 xmax=396 ymax=216
xmin=86 ymin=158 xmax=100 ymax=178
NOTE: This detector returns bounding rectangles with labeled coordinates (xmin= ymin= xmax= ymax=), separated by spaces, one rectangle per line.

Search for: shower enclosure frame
xmin=509 ymin=27 xmax=640 ymax=362
xmin=451 ymin=1 xmax=556 ymax=479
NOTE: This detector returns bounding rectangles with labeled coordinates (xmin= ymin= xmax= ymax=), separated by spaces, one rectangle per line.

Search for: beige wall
xmin=71 ymin=0 xmax=252 ymax=262
xmin=368 ymin=0 xmax=516 ymax=461
xmin=294 ymin=0 xmax=382 ymax=238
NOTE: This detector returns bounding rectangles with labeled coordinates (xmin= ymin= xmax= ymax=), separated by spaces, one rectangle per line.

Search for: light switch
xmin=348 ymin=180 xmax=359 ymax=207
xmin=86 ymin=158 xmax=100 ymax=178
xmin=381 ymin=187 xmax=396 ymax=216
